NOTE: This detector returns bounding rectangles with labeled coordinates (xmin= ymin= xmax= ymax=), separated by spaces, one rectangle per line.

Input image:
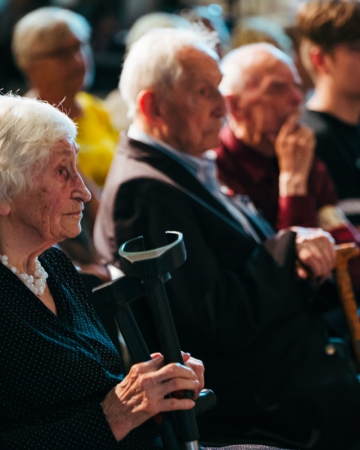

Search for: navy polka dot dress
xmin=0 ymin=248 xmax=162 ymax=449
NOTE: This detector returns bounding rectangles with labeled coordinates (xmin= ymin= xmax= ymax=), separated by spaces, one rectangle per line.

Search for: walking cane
xmin=93 ymin=232 xmax=206 ymax=450
xmin=118 ymin=231 xmax=200 ymax=450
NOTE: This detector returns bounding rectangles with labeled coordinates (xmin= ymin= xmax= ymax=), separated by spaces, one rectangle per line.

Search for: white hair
xmin=219 ymin=42 xmax=295 ymax=96
xmin=12 ymin=6 xmax=91 ymax=70
xmin=126 ymin=12 xmax=192 ymax=49
xmin=119 ymin=27 xmax=219 ymax=119
xmin=0 ymin=94 xmax=77 ymax=202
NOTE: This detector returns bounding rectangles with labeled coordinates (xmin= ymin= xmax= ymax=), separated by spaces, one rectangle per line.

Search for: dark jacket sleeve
xmin=113 ymin=178 xmax=306 ymax=357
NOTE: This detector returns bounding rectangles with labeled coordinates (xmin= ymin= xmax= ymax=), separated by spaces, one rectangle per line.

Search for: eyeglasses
xmin=31 ymin=41 xmax=90 ymax=61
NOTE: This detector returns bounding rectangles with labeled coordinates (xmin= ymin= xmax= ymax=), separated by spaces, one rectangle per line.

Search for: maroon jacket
xmin=215 ymin=125 xmax=338 ymax=230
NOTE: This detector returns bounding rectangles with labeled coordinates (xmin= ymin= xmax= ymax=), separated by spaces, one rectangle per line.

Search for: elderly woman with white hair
xmin=0 ymin=95 xmax=295 ymax=450
xmin=0 ymin=94 xmax=205 ymax=449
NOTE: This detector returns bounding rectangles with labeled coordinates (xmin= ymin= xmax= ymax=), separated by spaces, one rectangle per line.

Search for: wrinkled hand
xmin=181 ymin=351 xmax=204 ymax=398
xmin=101 ymin=355 xmax=200 ymax=441
xmin=294 ymin=227 xmax=336 ymax=280
xmin=276 ymin=114 xmax=315 ymax=196
xmin=150 ymin=351 xmax=205 ymax=399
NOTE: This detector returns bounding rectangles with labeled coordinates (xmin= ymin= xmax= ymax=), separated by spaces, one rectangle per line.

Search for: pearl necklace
xmin=0 ymin=255 xmax=48 ymax=296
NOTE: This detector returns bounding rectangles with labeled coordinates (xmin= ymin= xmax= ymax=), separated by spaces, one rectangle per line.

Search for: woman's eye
xmin=58 ymin=167 xmax=68 ymax=177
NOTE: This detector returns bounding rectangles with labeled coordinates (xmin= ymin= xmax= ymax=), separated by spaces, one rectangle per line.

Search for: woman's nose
xmin=74 ymin=172 xmax=92 ymax=203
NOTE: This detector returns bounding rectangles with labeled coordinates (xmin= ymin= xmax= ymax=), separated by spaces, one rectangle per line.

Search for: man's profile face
xmin=240 ymin=57 xmax=303 ymax=144
xmin=158 ymin=47 xmax=226 ymax=156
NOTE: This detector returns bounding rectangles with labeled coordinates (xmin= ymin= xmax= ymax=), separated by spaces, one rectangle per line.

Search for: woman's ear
xmin=0 ymin=200 xmax=11 ymax=216
xmin=137 ymin=89 xmax=164 ymax=126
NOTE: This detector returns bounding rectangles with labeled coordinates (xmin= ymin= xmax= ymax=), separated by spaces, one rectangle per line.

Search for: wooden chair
xmin=334 ymin=243 xmax=360 ymax=371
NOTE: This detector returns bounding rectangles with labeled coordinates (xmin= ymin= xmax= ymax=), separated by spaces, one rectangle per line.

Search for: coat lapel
xmin=125 ymin=137 xmax=243 ymax=223
xmin=123 ymin=137 xmax=273 ymax=240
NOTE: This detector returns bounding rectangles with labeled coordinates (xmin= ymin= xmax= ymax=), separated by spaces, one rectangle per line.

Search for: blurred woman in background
xmin=11 ymin=7 xmax=119 ymax=268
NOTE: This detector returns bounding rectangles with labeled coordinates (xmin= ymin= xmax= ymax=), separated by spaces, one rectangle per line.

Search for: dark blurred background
xmin=0 ymin=0 xmax=300 ymax=97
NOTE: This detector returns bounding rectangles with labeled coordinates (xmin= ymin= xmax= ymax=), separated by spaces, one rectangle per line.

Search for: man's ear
xmin=224 ymin=94 xmax=246 ymax=122
xmin=0 ymin=200 xmax=11 ymax=216
xmin=137 ymin=89 xmax=164 ymax=126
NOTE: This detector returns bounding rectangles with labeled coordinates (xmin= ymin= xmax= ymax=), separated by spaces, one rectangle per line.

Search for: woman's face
xmin=9 ymin=140 xmax=91 ymax=248
xmin=29 ymin=32 xmax=92 ymax=96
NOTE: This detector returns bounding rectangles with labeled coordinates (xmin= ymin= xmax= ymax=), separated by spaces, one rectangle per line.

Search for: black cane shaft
xmin=114 ymin=304 xmax=150 ymax=363
xmin=145 ymin=280 xmax=182 ymax=363
xmin=144 ymin=279 xmax=199 ymax=443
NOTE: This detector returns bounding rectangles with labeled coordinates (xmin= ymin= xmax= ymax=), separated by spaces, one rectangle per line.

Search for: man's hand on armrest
xmin=292 ymin=226 xmax=336 ymax=281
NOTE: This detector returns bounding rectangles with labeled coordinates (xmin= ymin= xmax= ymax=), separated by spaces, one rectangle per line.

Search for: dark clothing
xmin=215 ymin=125 xmax=338 ymax=230
xmin=302 ymin=109 xmax=360 ymax=226
xmin=0 ymin=247 xmax=162 ymax=450
xmin=94 ymin=135 xmax=360 ymax=450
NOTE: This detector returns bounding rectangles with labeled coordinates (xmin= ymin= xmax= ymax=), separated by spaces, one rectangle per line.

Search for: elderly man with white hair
xmin=216 ymin=43 xmax=360 ymax=252
xmin=94 ymin=28 xmax=360 ymax=450
xmin=216 ymin=42 xmax=360 ymax=295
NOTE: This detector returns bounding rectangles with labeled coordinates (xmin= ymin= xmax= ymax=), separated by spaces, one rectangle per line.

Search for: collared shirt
xmin=127 ymin=125 xmax=271 ymax=242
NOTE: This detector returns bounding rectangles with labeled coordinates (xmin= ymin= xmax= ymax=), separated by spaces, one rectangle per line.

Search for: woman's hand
xmin=180 ymin=351 xmax=204 ymax=399
xmin=101 ymin=354 xmax=201 ymax=441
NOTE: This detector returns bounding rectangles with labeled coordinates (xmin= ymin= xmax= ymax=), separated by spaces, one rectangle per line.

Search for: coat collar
xmin=122 ymin=134 xmax=235 ymax=219
xmin=120 ymin=134 xmax=272 ymax=241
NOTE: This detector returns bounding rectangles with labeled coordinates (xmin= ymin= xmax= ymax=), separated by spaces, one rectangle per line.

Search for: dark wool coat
xmin=95 ymin=136 xmax=360 ymax=450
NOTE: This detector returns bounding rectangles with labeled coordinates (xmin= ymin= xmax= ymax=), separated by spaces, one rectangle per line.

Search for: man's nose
xmin=292 ymin=85 xmax=304 ymax=106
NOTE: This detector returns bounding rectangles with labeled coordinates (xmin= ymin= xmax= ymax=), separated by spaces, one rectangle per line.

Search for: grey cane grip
xmin=119 ymin=232 xmax=200 ymax=445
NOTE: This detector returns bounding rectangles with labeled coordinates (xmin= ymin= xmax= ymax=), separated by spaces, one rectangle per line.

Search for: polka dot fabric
xmin=0 ymin=248 xmax=162 ymax=449
xmin=0 ymin=248 xmax=293 ymax=450
xmin=204 ymin=447 xmax=294 ymax=450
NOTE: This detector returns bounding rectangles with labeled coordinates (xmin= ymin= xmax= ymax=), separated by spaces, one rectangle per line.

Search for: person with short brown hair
xmin=298 ymin=0 xmax=360 ymax=227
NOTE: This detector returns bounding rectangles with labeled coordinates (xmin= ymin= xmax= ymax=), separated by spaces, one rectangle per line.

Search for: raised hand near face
xmin=276 ymin=113 xmax=315 ymax=197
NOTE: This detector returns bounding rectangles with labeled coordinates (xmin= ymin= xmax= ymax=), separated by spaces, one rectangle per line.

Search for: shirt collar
xmin=128 ymin=124 xmax=218 ymax=189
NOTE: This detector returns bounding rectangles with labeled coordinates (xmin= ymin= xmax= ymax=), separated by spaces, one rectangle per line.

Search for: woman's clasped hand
xmin=102 ymin=353 xmax=204 ymax=441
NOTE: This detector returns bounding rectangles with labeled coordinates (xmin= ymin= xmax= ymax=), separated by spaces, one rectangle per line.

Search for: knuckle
xmin=167 ymin=363 xmax=179 ymax=375
xmin=167 ymin=397 xmax=179 ymax=409
xmin=138 ymin=373 xmax=153 ymax=391
xmin=130 ymin=364 xmax=142 ymax=377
